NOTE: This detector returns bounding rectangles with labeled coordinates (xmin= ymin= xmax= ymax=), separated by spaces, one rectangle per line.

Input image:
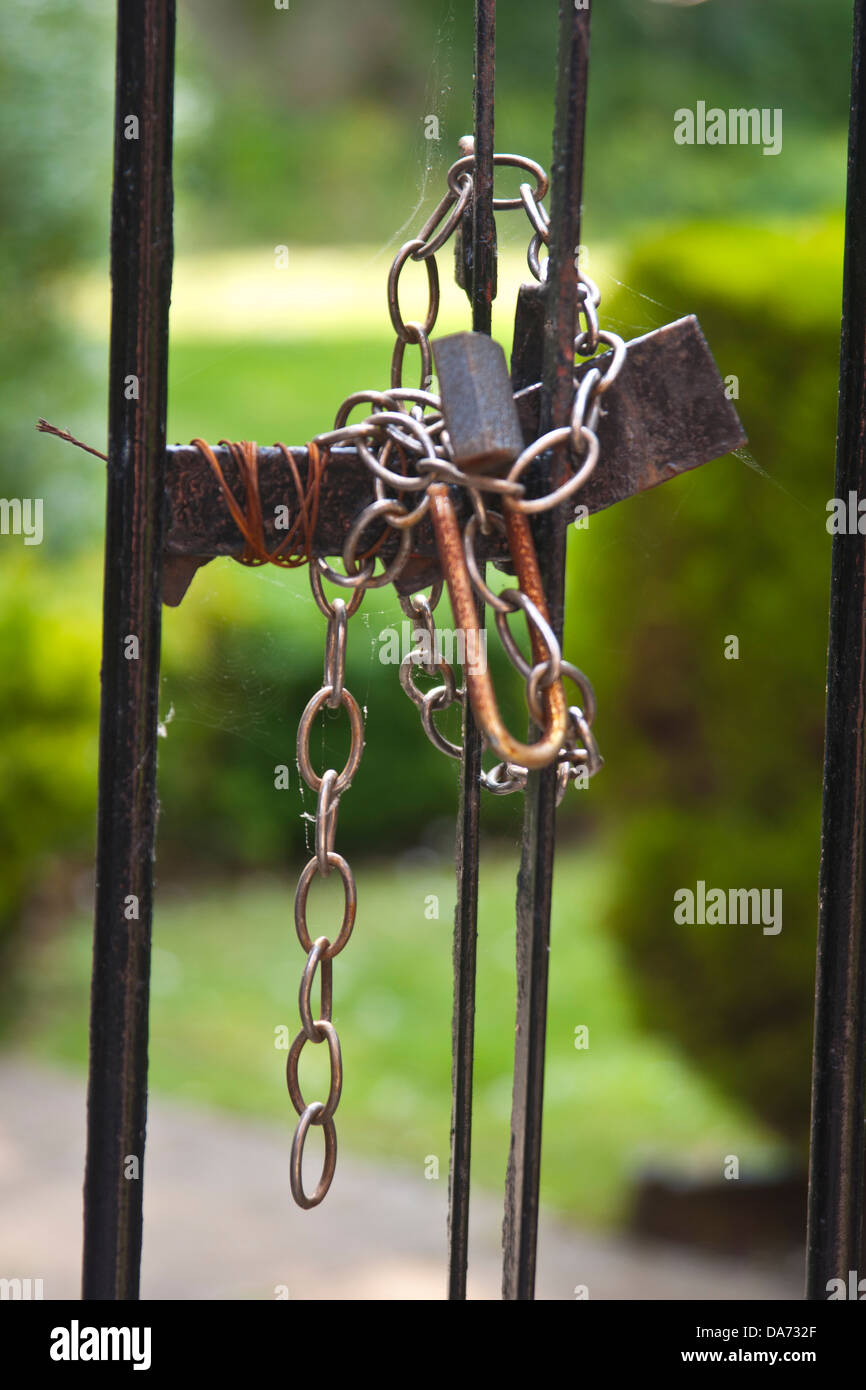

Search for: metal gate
xmin=80 ymin=0 xmax=866 ymax=1301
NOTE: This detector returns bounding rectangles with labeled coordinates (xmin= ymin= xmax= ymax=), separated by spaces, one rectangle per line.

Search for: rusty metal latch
xmin=429 ymin=331 xmax=570 ymax=768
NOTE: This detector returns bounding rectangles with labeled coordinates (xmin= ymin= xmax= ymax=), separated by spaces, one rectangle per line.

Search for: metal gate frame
xmin=805 ymin=0 xmax=866 ymax=1303
xmin=80 ymin=0 xmax=866 ymax=1302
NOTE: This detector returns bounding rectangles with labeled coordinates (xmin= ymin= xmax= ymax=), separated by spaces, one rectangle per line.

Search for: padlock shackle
xmin=428 ymin=484 xmax=569 ymax=769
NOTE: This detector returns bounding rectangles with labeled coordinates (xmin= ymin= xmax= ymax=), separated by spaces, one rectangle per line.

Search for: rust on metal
xmin=428 ymin=483 xmax=568 ymax=767
xmin=160 ymin=315 xmax=743 ymax=605
xmin=503 ymin=501 xmax=556 ymax=663
xmin=515 ymin=314 xmax=746 ymax=511
xmin=433 ymin=331 xmax=525 ymax=471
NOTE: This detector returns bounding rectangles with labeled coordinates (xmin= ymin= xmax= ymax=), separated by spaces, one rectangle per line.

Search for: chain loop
xmin=289 ymin=1103 xmax=337 ymax=1210
xmin=323 ymin=602 xmax=347 ymax=708
xmin=560 ymin=705 xmax=604 ymax=778
xmin=296 ymin=685 xmax=364 ymax=794
xmin=571 ymin=367 xmax=603 ymax=439
xmin=482 ymin=760 xmax=527 ymax=796
xmin=400 ymin=591 xmax=440 ymax=676
xmin=374 ymin=475 xmax=431 ymax=529
xmin=388 ymin=240 xmax=440 ymax=340
xmin=309 ymin=558 xmax=366 ymax=619
xmin=463 ymin=514 xmax=513 ymax=613
xmin=400 ymin=647 xmax=460 ymax=709
xmin=315 ymin=769 xmax=339 ymax=875
xmin=399 ymin=579 xmax=444 ymax=618
xmin=391 ymin=323 xmax=434 ymax=391
xmin=397 ymin=582 xmax=464 ymax=757
xmin=528 ymin=232 xmax=548 ymax=283
xmin=294 ymin=851 xmax=357 ymax=959
xmin=526 ymin=659 xmax=597 ymax=729
xmin=494 ymin=588 xmax=563 ymax=688
xmin=505 ymin=426 xmax=600 ymax=515
xmin=413 ymin=174 xmax=473 ymax=258
xmin=342 ymin=498 xmax=413 ymax=588
xmin=580 ymin=329 xmax=627 ymax=396
xmin=286 ymin=1022 xmax=343 ymax=1123
xmin=519 ymin=180 xmax=550 ymax=242
xmin=420 ymin=685 xmax=464 ymax=760
xmin=578 ymin=269 xmax=602 ymax=308
xmin=298 ymin=937 xmax=333 ymax=1042
xmin=575 ymin=280 xmax=600 ymax=356
xmin=446 ymin=151 xmax=548 ymax=208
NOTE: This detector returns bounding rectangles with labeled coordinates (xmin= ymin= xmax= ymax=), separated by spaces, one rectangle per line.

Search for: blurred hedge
xmin=575 ymin=219 xmax=841 ymax=1146
xmin=0 ymin=555 xmax=100 ymax=974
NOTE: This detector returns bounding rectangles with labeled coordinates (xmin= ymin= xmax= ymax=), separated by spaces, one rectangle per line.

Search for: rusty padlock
xmin=428 ymin=330 xmax=569 ymax=768
xmin=433 ymin=332 xmax=524 ymax=470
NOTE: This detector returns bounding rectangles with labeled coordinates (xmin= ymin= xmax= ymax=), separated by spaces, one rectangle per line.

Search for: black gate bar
xmin=806 ymin=0 xmax=866 ymax=1300
xmin=502 ymin=0 xmax=591 ymax=1301
xmin=82 ymin=0 xmax=175 ymax=1300
xmin=446 ymin=0 xmax=497 ymax=1302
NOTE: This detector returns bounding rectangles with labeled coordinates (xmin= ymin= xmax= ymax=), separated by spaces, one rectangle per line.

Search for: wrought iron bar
xmin=447 ymin=0 xmax=496 ymax=1303
xmin=469 ymin=0 xmax=497 ymax=341
xmin=502 ymin=0 xmax=591 ymax=1301
xmin=806 ymin=0 xmax=866 ymax=1300
xmin=82 ymin=0 xmax=176 ymax=1300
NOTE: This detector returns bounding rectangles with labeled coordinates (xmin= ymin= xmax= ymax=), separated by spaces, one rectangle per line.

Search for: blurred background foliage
xmin=582 ymin=220 xmax=840 ymax=1150
xmin=0 ymin=0 xmax=854 ymax=1223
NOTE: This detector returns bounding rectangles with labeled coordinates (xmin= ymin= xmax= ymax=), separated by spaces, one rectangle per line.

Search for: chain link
xmin=288 ymin=561 xmax=367 ymax=1208
xmin=398 ymin=586 xmax=464 ymax=761
xmin=446 ymin=150 xmax=548 ymax=208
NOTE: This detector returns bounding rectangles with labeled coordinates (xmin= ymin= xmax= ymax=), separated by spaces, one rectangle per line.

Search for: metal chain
xmin=306 ymin=145 xmax=626 ymax=593
xmin=284 ymin=144 xmax=624 ymax=1209
xmin=298 ymin=144 xmax=615 ymax=911
xmin=308 ymin=148 xmax=556 ymax=590
xmin=396 ymin=575 xmax=602 ymax=803
xmin=288 ymin=560 xmax=367 ymax=1208
xmin=399 ymin=585 xmax=464 ymax=761
xmin=373 ymin=142 xmax=623 ymax=800
xmin=455 ymin=223 xmax=623 ymax=792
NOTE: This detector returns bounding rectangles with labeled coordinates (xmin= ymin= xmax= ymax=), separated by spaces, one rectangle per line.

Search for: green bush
xmin=0 ymin=554 xmax=101 ymax=972
xmin=573 ymin=219 xmax=840 ymax=1146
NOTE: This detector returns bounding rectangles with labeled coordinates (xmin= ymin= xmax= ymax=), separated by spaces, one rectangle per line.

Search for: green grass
xmin=167 ymin=336 xmax=395 ymax=448
xmin=11 ymin=844 xmax=781 ymax=1225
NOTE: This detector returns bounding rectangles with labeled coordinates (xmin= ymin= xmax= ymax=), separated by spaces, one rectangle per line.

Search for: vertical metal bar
xmin=82 ymin=0 xmax=175 ymax=1300
xmin=502 ymin=0 xmax=590 ymax=1301
xmin=469 ymin=0 xmax=497 ymax=341
xmin=447 ymin=0 xmax=497 ymax=1303
xmin=806 ymin=0 xmax=866 ymax=1301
